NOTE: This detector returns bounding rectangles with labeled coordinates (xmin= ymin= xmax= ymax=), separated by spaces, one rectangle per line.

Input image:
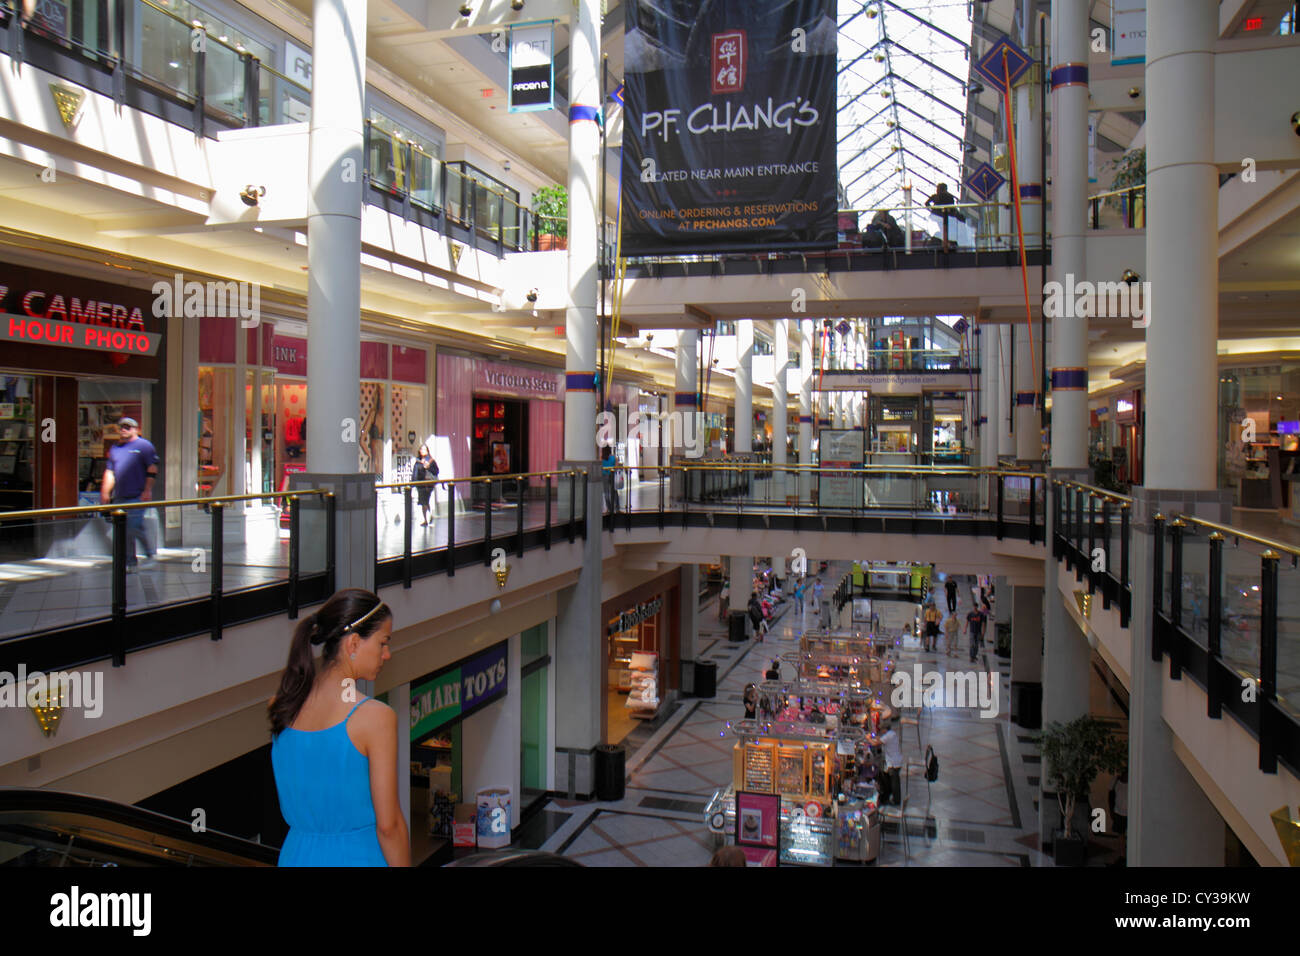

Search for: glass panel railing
xmin=1219 ymin=542 xmax=1263 ymax=691
xmin=204 ymin=36 xmax=246 ymax=124
xmin=1276 ymin=558 xmax=1300 ymax=723
xmin=132 ymin=0 xmax=199 ymax=101
xmin=0 ymin=514 xmax=114 ymax=639
xmin=410 ymin=144 xmax=440 ymax=211
xmin=1178 ymin=524 xmax=1211 ymax=645
xmin=259 ymin=62 xmax=310 ymax=126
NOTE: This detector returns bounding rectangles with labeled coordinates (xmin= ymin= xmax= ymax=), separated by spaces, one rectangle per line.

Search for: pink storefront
xmin=435 ymin=352 xmax=564 ymax=507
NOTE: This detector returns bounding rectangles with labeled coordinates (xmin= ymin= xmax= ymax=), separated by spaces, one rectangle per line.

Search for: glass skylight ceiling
xmin=837 ymin=0 xmax=973 ymax=215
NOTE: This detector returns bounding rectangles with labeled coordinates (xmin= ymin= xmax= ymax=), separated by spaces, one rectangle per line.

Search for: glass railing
xmin=0 ymin=489 xmax=334 ymax=666
xmin=1052 ymin=478 xmax=1299 ymax=771
xmin=603 ymin=462 xmax=1046 ymax=539
xmin=373 ymin=469 xmax=589 ymax=589
xmin=1088 ymin=184 xmax=1146 ymax=230
xmin=257 ymin=61 xmax=310 ymax=127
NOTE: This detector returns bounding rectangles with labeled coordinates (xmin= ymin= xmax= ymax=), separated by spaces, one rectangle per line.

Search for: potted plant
xmin=1037 ymin=716 xmax=1126 ymax=866
xmin=995 ymin=621 xmax=1011 ymax=658
xmin=1106 ymin=147 xmax=1145 ymax=225
xmin=531 ymin=184 xmax=568 ymax=250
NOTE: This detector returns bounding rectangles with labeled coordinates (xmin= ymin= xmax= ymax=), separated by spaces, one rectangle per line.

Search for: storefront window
xmin=78 ymin=380 xmax=150 ymax=497
xmin=0 ymin=376 xmax=36 ymax=507
xmin=368 ymin=110 xmax=443 ymax=208
xmin=390 ymin=385 xmax=427 ymax=482
xmin=360 ymin=382 xmax=385 ymax=477
xmin=198 ymin=367 xmax=236 ymax=497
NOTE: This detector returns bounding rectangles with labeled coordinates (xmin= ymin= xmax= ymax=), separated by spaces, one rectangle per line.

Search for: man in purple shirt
xmin=101 ymin=417 xmax=159 ymax=570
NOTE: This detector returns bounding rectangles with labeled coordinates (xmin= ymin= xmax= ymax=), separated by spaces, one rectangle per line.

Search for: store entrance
xmin=471 ymin=396 xmax=527 ymax=504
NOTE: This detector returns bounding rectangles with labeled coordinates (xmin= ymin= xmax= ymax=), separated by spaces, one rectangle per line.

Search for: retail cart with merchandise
xmin=704 ymin=720 xmax=881 ymax=865
xmin=756 ymin=679 xmax=894 ymax=737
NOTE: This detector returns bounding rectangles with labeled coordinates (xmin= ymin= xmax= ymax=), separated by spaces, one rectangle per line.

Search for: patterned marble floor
xmin=524 ymin=564 xmax=1053 ymax=867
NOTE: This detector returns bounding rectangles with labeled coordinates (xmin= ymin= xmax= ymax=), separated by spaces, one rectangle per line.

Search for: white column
xmin=1048 ymin=0 xmax=1090 ymax=468
xmin=305 ymin=0 xmax=365 ymax=476
xmin=998 ymin=325 xmax=1014 ymax=457
xmin=771 ymin=319 xmax=790 ymax=526
xmin=563 ymin=0 xmax=601 ymax=462
xmin=1017 ymin=4 xmax=1043 ymax=248
xmin=1015 ymin=329 xmax=1041 ymax=461
xmin=1143 ymin=0 xmax=1217 ymax=490
xmin=799 ymin=319 xmax=813 ymax=502
xmin=674 ymin=330 xmax=700 ymax=456
xmin=735 ymin=320 xmax=754 ymax=453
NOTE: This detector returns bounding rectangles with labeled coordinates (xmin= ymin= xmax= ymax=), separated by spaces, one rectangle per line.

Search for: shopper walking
xmin=601 ymin=445 xmax=620 ymax=514
xmin=879 ymin=717 xmax=903 ymax=806
xmin=812 ymin=578 xmax=825 ymax=611
xmin=268 ymin=588 xmax=409 ymax=866
xmin=923 ymin=602 xmax=942 ymax=654
xmin=412 ymin=444 xmax=439 ymax=527
xmin=944 ymin=612 xmax=960 ymax=658
xmin=965 ymin=605 xmax=987 ymax=663
xmin=100 ymin=416 xmax=159 ymax=571
xmin=944 ymin=576 xmax=959 ymax=613
xmin=748 ymin=592 xmax=768 ymax=640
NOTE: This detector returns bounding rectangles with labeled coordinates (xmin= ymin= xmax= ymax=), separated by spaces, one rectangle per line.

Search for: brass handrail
xmin=665 ymin=462 xmax=1041 ymax=478
xmin=1171 ymin=514 xmax=1300 ymax=561
xmin=375 ymin=468 xmax=582 ymax=491
xmin=1054 ymin=479 xmax=1134 ymax=506
xmin=1088 ymin=183 xmax=1146 ymax=203
xmin=0 ymin=488 xmax=331 ymax=522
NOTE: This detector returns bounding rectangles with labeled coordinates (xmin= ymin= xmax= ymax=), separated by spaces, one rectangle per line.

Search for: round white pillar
xmin=1143 ymin=0 xmax=1217 ymax=490
xmin=563 ymin=0 xmax=601 ymax=462
xmin=1048 ymin=0 xmax=1090 ymax=469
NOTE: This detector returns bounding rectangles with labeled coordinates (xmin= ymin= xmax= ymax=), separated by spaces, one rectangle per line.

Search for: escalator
xmin=0 ymin=788 xmax=278 ymax=867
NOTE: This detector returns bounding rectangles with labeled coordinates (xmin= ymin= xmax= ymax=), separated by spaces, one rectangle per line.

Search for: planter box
xmin=1054 ymin=834 xmax=1085 ymax=867
xmin=536 ymin=234 xmax=567 ymax=251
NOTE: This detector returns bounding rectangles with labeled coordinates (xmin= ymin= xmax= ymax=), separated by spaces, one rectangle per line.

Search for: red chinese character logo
xmin=711 ymin=30 xmax=747 ymax=95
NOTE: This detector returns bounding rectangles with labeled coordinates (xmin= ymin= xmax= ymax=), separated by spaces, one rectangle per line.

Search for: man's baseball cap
xmin=118 ymin=416 xmax=139 ymax=428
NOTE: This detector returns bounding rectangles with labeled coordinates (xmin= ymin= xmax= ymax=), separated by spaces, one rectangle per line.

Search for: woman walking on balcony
xmin=413 ymin=444 xmax=438 ymax=527
xmin=269 ymin=589 xmax=409 ymax=866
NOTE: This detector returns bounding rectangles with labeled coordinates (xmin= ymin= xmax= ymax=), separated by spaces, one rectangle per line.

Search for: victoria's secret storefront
xmin=0 ymin=263 xmax=165 ymax=511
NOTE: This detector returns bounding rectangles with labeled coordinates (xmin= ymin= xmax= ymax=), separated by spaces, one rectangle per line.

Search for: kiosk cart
xmin=704 ymin=720 xmax=881 ymax=865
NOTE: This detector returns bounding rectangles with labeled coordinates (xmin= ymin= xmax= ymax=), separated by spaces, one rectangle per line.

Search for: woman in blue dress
xmin=268 ymin=588 xmax=410 ymax=866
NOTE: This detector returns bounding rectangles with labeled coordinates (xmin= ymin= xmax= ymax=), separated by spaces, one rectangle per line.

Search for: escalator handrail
xmin=0 ymin=787 xmax=279 ymax=865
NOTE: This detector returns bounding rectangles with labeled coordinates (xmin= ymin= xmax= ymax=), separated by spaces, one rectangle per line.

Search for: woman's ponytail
xmin=267 ymin=589 xmax=390 ymax=736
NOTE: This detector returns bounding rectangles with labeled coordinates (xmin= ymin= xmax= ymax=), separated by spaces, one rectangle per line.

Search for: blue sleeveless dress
xmin=271 ymin=697 xmax=388 ymax=866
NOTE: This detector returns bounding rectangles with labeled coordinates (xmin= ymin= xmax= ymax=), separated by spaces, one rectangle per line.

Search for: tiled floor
xmin=522 ymin=564 xmax=1053 ymax=867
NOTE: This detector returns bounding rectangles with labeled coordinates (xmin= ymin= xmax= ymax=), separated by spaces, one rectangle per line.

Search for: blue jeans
xmin=969 ymin=629 xmax=984 ymax=662
xmin=116 ymin=496 xmax=155 ymax=565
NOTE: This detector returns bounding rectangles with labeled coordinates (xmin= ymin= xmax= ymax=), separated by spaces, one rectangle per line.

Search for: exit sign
xmin=1243 ymin=16 xmax=1263 ymax=30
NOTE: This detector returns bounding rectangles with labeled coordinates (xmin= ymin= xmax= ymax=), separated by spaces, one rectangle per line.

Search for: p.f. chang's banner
xmin=620 ymin=0 xmax=837 ymax=256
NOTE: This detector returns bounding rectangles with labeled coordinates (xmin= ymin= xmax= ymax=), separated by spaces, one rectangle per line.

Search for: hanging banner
xmin=620 ymin=0 xmax=837 ymax=255
xmin=509 ymin=23 xmax=555 ymax=113
xmin=1111 ymin=1 xmax=1146 ymax=66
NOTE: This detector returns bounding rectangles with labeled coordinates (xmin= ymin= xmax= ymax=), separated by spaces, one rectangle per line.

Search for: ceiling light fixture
xmin=239 ymin=184 xmax=266 ymax=207
xmin=511 ymin=0 xmax=525 ymax=9
xmin=458 ymin=2 xmax=472 ymax=17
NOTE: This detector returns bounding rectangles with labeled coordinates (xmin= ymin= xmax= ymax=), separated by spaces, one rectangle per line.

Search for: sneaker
xmin=140 ymin=557 xmax=158 ymax=570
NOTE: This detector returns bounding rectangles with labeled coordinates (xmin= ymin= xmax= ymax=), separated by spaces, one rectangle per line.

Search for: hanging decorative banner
xmin=974 ymin=35 xmax=1033 ymax=94
xmin=620 ymin=0 xmax=838 ymax=255
xmin=509 ymin=23 xmax=555 ymax=113
xmin=1111 ymin=1 xmax=1146 ymax=66
xmin=964 ymin=162 xmax=1006 ymax=202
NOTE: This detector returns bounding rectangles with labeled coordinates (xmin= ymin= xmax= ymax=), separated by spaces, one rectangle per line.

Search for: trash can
xmin=594 ymin=745 xmax=625 ymax=802
xmin=694 ymin=660 xmax=717 ymax=699
xmin=729 ymin=609 xmax=750 ymax=642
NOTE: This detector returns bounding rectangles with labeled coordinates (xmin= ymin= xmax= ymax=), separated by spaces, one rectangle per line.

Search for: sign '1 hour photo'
xmin=620 ymin=0 xmax=838 ymax=256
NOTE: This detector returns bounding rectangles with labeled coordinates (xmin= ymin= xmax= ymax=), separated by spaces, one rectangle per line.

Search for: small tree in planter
xmin=1106 ymin=147 xmax=1146 ymax=224
xmin=1037 ymin=715 xmax=1126 ymax=865
xmin=531 ymin=184 xmax=568 ymax=250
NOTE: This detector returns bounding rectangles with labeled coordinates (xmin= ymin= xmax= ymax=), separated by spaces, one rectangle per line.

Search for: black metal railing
xmin=373 ymin=469 xmax=588 ymax=590
xmin=1053 ymin=480 xmax=1132 ymax=627
xmin=0 ymin=489 xmax=334 ymax=672
xmin=1151 ymin=513 xmax=1299 ymax=776
xmin=602 ymin=462 xmax=1047 ymax=542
